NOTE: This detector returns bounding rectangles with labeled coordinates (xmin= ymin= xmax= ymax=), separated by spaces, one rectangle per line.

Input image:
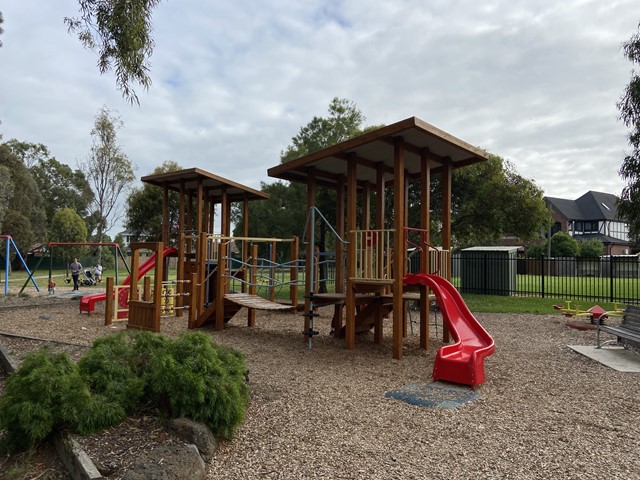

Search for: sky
xmin=1 ymin=1 xmax=639 ymax=235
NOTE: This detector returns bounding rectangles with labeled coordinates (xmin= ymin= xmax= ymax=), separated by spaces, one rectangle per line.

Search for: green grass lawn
xmin=459 ymin=294 xmax=622 ymax=315
xmin=2 ymin=266 xmax=629 ymax=315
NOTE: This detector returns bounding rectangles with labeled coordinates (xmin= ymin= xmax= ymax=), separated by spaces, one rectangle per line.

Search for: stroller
xmin=81 ymin=269 xmax=97 ymax=286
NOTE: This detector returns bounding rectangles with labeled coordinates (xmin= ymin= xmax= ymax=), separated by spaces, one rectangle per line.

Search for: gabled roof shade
xmin=267 ymin=116 xmax=489 ymax=188
xmin=141 ymin=168 xmax=269 ymax=203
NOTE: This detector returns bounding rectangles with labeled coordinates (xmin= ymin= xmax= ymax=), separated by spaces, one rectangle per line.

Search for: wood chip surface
xmin=1 ymin=289 xmax=639 ymax=479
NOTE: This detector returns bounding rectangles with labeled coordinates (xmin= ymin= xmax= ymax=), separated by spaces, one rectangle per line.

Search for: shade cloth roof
xmin=141 ymin=168 xmax=269 ymax=203
xmin=267 ymin=116 xmax=489 ymax=189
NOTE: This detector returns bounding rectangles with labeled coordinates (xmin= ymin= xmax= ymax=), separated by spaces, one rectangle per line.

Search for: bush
xmin=578 ymin=239 xmax=604 ymax=258
xmin=0 ymin=332 xmax=249 ymax=452
xmin=526 ymin=244 xmax=546 ymax=258
xmin=0 ymin=349 xmax=121 ymax=452
xmin=550 ymin=232 xmax=579 ymax=257
xmin=146 ymin=332 xmax=249 ymax=438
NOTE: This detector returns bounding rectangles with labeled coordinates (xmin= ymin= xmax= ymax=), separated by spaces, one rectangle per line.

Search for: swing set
xmin=0 ymin=235 xmax=40 ymax=295
xmin=20 ymin=241 xmax=130 ymax=294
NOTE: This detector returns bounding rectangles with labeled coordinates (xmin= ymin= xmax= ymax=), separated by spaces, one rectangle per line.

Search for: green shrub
xmin=0 ymin=332 xmax=249 ymax=452
xmin=578 ymin=239 xmax=604 ymax=258
xmin=77 ymin=332 xmax=167 ymax=412
xmin=526 ymin=244 xmax=546 ymax=258
xmin=146 ymin=332 xmax=249 ymax=439
xmin=550 ymin=232 xmax=579 ymax=257
xmin=0 ymin=349 xmax=121 ymax=452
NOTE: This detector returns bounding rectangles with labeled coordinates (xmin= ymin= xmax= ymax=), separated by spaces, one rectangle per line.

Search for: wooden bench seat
xmin=597 ymin=304 xmax=640 ymax=349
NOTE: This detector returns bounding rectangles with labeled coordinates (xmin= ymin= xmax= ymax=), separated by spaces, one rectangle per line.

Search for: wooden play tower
xmin=139 ymin=168 xmax=280 ymax=330
xmin=267 ymin=116 xmax=489 ymax=359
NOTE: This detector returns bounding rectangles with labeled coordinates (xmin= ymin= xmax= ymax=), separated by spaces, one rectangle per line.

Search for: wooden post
xmin=269 ymin=240 xmax=276 ymax=302
xmin=420 ymin=150 xmax=431 ymax=350
xmin=335 ymin=176 xmax=345 ymax=294
xmin=188 ymin=272 xmax=198 ymax=329
xmin=105 ymin=277 xmax=114 ymax=326
xmin=290 ymin=236 xmax=299 ymax=308
xmin=248 ymin=244 xmax=258 ymax=327
xmin=345 ymin=156 xmax=357 ymax=350
xmin=242 ymin=197 xmax=249 ymax=293
xmin=442 ymin=163 xmax=452 ymax=343
xmin=392 ymin=137 xmax=405 ymax=359
xmin=151 ymin=243 xmax=163 ymax=332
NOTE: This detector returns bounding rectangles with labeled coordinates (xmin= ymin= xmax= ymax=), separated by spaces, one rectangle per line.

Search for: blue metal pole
xmin=4 ymin=236 xmax=8 ymax=295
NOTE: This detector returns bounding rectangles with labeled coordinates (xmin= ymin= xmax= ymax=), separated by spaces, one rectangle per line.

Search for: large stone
xmin=122 ymin=444 xmax=206 ymax=480
xmin=168 ymin=417 xmax=217 ymax=462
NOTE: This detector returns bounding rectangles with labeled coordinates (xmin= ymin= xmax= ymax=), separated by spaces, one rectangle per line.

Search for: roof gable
xmin=546 ymin=191 xmax=620 ymax=221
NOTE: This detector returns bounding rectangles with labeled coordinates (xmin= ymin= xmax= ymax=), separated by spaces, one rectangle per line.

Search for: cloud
xmin=1 ymin=0 xmax=638 ymax=234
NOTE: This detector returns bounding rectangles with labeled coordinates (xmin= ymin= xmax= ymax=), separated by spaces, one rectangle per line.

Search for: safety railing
xmin=352 ymin=229 xmax=394 ymax=281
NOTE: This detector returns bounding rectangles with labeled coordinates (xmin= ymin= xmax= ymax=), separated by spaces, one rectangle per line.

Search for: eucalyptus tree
xmin=618 ymin=22 xmax=640 ymax=244
xmin=82 ymin=106 xmax=135 ymax=249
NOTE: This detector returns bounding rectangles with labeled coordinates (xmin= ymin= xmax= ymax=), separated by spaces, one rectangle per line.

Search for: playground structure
xmin=0 ymin=235 xmax=40 ymax=294
xmin=92 ymin=168 xmax=299 ymax=332
xmin=95 ymin=118 xmax=496 ymax=385
xmin=553 ymin=301 xmax=625 ymax=324
xmin=20 ymin=241 xmax=129 ymax=295
xmin=267 ymin=116 xmax=493 ymax=366
xmin=404 ymin=273 xmax=495 ymax=386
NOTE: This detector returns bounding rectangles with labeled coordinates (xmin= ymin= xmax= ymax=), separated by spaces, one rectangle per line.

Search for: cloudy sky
xmin=1 ymin=0 xmax=639 ymax=233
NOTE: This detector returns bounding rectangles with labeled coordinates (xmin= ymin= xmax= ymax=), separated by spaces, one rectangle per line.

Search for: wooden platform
xmin=312 ymin=292 xmax=433 ymax=306
xmin=224 ymin=293 xmax=294 ymax=311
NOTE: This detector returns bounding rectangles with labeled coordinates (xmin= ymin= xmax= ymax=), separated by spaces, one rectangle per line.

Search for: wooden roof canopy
xmin=141 ymin=168 xmax=269 ymax=203
xmin=267 ymin=116 xmax=489 ymax=188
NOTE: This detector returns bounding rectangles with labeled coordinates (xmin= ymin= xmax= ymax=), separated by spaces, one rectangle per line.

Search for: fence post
xmin=610 ymin=255 xmax=615 ymax=303
xmin=541 ymin=255 xmax=546 ymax=298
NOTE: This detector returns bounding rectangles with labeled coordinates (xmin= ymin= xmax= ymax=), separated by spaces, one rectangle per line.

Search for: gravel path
xmin=1 ymin=292 xmax=639 ymax=479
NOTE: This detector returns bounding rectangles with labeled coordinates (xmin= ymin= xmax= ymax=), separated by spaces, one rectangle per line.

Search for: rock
xmin=168 ymin=417 xmax=217 ymax=462
xmin=122 ymin=444 xmax=206 ymax=480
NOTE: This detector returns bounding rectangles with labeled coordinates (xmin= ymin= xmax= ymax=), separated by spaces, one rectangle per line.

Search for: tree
xmin=31 ymin=157 xmax=93 ymax=226
xmin=550 ymin=232 xmax=579 ymax=257
xmin=233 ymin=98 xmax=372 ymax=288
xmin=125 ymin=160 xmax=182 ymax=243
xmin=578 ymin=239 xmax=604 ymax=258
xmin=64 ymin=0 xmax=162 ymax=104
xmin=618 ymin=22 xmax=640 ymax=244
xmin=82 ymin=106 xmax=135 ymax=251
xmin=49 ymin=208 xmax=88 ymax=244
xmin=0 ymin=165 xmax=13 ymax=231
xmin=430 ymin=154 xmax=551 ymax=249
xmin=4 ymin=139 xmax=51 ymax=168
xmin=0 ymin=142 xmax=47 ymax=254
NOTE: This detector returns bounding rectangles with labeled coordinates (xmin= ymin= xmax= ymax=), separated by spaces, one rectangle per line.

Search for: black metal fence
xmin=449 ymin=253 xmax=640 ymax=305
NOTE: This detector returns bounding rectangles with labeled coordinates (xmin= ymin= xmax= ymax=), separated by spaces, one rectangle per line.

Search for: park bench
xmin=596 ymin=304 xmax=640 ymax=349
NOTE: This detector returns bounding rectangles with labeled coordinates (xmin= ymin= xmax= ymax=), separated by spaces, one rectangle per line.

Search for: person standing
xmin=70 ymin=258 xmax=83 ymax=291
xmin=48 ymin=277 xmax=56 ymax=294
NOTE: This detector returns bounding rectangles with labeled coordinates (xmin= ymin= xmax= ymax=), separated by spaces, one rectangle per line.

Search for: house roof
xmin=545 ymin=191 xmax=620 ymax=221
xmin=141 ymin=168 xmax=269 ymax=203
xmin=578 ymin=233 xmax=631 ymax=246
xmin=267 ymin=116 xmax=489 ymax=189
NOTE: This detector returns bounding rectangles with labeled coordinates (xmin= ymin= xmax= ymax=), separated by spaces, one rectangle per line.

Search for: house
xmin=545 ymin=191 xmax=632 ymax=255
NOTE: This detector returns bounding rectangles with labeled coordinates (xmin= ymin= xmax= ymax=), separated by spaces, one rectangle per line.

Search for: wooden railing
xmin=352 ymin=229 xmax=394 ymax=281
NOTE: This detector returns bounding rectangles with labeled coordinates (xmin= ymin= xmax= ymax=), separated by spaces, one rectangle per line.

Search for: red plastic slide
xmin=403 ymin=273 xmax=495 ymax=387
xmin=79 ymin=247 xmax=178 ymax=316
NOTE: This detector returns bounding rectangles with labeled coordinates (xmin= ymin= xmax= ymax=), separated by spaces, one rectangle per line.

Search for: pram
xmin=81 ymin=269 xmax=97 ymax=286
